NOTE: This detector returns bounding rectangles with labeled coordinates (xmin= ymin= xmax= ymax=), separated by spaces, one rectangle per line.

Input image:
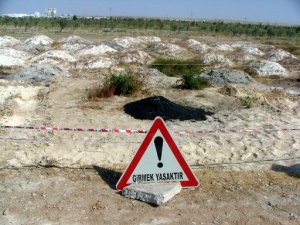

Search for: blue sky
xmin=0 ymin=0 xmax=300 ymax=25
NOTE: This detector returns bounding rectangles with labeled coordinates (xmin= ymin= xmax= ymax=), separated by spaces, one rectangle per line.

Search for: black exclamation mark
xmin=154 ymin=136 xmax=163 ymax=168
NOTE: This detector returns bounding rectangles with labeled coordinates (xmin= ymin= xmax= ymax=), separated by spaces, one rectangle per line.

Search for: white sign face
xmin=129 ymin=130 xmax=188 ymax=183
xmin=116 ymin=117 xmax=199 ymax=190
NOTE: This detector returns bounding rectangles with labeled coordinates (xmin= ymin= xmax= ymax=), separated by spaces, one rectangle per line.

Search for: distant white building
xmin=46 ymin=7 xmax=57 ymax=17
xmin=3 ymin=12 xmax=41 ymax=18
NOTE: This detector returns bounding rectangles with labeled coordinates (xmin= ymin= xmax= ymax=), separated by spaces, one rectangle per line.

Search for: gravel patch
xmin=10 ymin=64 xmax=71 ymax=83
xmin=201 ymin=69 xmax=257 ymax=86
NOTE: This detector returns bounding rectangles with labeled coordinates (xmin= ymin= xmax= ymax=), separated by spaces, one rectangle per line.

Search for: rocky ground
xmin=0 ymin=33 xmax=299 ymax=224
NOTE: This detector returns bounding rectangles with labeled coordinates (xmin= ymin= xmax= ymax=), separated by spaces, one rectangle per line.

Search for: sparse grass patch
xmin=0 ymin=67 xmax=12 ymax=76
xmin=263 ymin=88 xmax=285 ymax=99
xmin=88 ymin=71 xmax=145 ymax=99
xmin=0 ymin=71 xmax=10 ymax=76
xmin=196 ymin=94 xmax=206 ymax=98
xmin=240 ymin=96 xmax=255 ymax=109
xmin=149 ymin=58 xmax=204 ymax=77
xmin=51 ymin=41 xmax=61 ymax=49
xmin=176 ymin=74 xmax=211 ymax=90
xmin=283 ymin=45 xmax=300 ymax=56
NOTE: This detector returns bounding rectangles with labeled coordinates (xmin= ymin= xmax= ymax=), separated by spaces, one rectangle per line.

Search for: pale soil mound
xmin=31 ymin=50 xmax=77 ymax=66
xmin=74 ymin=57 xmax=116 ymax=69
xmin=150 ymin=42 xmax=190 ymax=57
xmin=249 ymin=60 xmax=288 ymax=77
xmin=77 ymin=44 xmax=117 ymax=57
xmin=0 ymin=55 xmax=26 ymax=68
xmin=267 ymin=49 xmax=297 ymax=62
xmin=0 ymin=35 xmax=20 ymax=47
xmin=200 ymin=53 xmax=234 ymax=67
xmin=201 ymin=69 xmax=257 ymax=86
xmin=112 ymin=36 xmax=161 ymax=48
xmin=0 ymin=48 xmax=32 ymax=59
xmin=117 ymin=49 xmax=154 ymax=64
xmin=58 ymin=35 xmax=93 ymax=45
xmin=24 ymin=35 xmax=54 ymax=46
xmin=59 ymin=43 xmax=87 ymax=53
xmin=211 ymin=43 xmax=234 ymax=52
xmin=11 ymin=64 xmax=70 ymax=83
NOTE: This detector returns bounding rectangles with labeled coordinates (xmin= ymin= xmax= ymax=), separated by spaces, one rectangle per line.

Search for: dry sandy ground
xmin=0 ymin=32 xmax=300 ymax=224
xmin=0 ymin=167 xmax=299 ymax=225
xmin=0 ymin=76 xmax=299 ymax=225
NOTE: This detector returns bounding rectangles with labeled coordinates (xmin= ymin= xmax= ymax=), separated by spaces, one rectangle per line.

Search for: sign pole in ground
xmin=116 ymin=117 xmax=199 ymax=191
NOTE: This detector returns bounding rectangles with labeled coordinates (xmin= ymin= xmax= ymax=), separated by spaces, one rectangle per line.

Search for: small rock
xmin=3 ymin=208 xmax=9 ymax=216
xmin=212 ymin=219 xmax=220 ymax=225
xmin=267 ymin=201 xmax=277 ymax=207
xmin=289 ymin=212 xmax=299 ymax=219
xmin=122 ymin=182 xmax=182 ymax=205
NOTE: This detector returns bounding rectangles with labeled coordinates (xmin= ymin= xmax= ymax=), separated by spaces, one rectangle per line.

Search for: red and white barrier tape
xmin=1 ymin=125 xmax=299 ymax=135
xmin=1 ymin=136 xmax=299 ymax=144
xmin=0 ymin=125 xmax=147 ymax=133
xmin=0 ymin=136 xmax=141 ymax=144
xmin=173 ymin=128 xmax=300 ymax=135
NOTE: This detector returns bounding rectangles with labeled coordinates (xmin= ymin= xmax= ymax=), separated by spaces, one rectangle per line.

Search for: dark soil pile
xmin=124 ymin=96 xmax=213 ymax=121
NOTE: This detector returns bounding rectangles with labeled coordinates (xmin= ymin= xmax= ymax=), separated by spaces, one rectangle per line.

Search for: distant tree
xmin=24 ymin=19 xmax=33 ymax=32
xmin=258 ymin=28 xmax=267 ymax=38
xmin=170 ymin=22 xmax=178 ymax=32
xmin=244 ymin=26 xmax=252 ymax=38
xmin=13 ymin=19 xmax=18 ymax=28
xmin=158 ymin=20 xmax=164 ymax=31
xmin=73 ymin=15 xmax=78 ymax=21
xmin=144 ymin=20 xmax=150 ymax=30
xmin=17 ymin=18 xmax=25 ymax=28
xmin=108 ymin=19 xmax=116 ymax=32
xmin=185 ymin=22 xmax=190 ymax=32
xmin=72 ymin=21 xmax=80 ymax=32
xmin=59 ymin=18 xmax=68 ymax=32
xmin=267 ymin=27 xmax=275 ymax=39
xmin=251 ymin=26 xmax=260 ymax=37
xmin=231 ymin=27 xmax=239 ymax=37
xmin=286 ymin=27 xmax=296 ymax=39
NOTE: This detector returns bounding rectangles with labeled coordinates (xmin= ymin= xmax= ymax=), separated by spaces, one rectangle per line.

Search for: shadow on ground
xmin=93 ymin=165 xmax=122 ymax=190
xmin=271 ymin=163 xmax=300 ymax=178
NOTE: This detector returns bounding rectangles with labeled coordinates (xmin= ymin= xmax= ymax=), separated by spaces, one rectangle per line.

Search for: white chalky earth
xmin=0 ymin=33 xmax=299 ymax=224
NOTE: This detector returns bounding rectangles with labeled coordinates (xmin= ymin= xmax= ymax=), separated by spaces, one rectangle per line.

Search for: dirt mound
xmin=24 ymin=35 xmax=54 ymax=46
xmin=58 ymin=35 xmax=93 ymax=45
xmin=124 ymin=96 xmax=213 ymax=121
xmin=11 ymin=64 xmax=70 ymax=83
xmin=0 ymin=36 xmax=20 ymax=47
xmin=0 ymin=55 xmax=26 ymax=68
xmin=248 ymin=60 xmax=288 ymax=77
xmin=200 ymin=53 xmax=234 ymax=67
xmin=201 ymin=69 xmax=257 ymax=86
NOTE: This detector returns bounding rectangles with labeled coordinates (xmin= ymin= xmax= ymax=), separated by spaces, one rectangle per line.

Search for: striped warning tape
xmin=0 ymin=125 xmax=147 ymax=133
xmin=1 ymin=136 xmax=299 ymax=144
xmin=173 ymin=128 xmax=300 ymax=135
xmin=0 ymin=136 xmax=142 ymax=144
xmin=1 ymin=125 xmax=299 ymax=135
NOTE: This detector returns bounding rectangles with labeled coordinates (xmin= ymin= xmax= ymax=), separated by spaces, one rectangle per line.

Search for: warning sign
xmin=116 ymin=117 xmax=199 ymax=190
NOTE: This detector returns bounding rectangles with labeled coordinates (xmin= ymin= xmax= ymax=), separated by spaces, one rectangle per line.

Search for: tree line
xmin=0 ymin=15 xmax=299 ymax=39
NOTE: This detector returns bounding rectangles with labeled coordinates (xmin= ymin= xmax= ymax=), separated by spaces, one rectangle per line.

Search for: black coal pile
xmin=124 ymin=96 xmax=213 ymax=121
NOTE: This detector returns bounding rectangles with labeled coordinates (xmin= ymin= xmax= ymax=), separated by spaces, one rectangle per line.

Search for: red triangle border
xmin=116 ymin=117 xmax=199 ymax=190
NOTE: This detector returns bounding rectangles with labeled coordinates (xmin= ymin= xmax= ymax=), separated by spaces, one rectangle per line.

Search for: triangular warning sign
xmin=116 ymin=117 xmax=199 ymax=190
